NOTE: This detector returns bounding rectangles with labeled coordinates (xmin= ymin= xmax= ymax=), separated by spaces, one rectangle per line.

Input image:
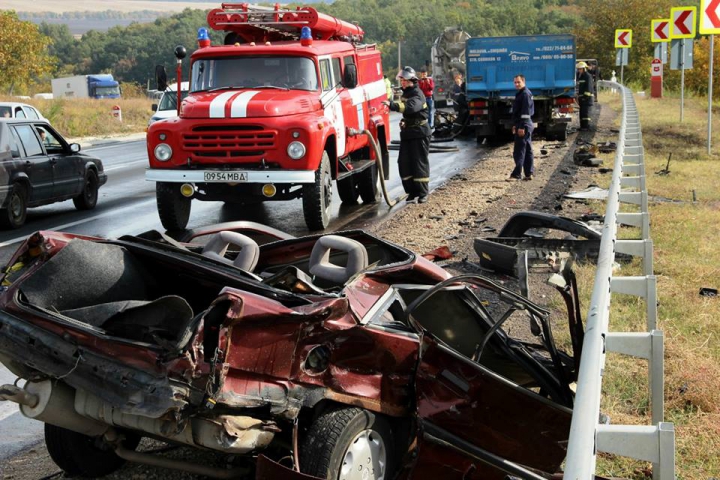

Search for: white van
xmin=148 ymin=82 xmax=189 ymax=126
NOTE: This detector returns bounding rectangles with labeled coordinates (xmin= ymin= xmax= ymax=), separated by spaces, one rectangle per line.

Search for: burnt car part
xmin=474 ymin=211 xmax=602 ymax=275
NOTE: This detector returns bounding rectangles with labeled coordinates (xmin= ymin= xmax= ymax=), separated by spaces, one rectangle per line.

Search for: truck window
xmin=320 ymin=59 xmax=332 ymax=91
xmin=331 ymin=58 xmax=342 ymax=87
xmin=191 ymin=56 xmax=318 ymax=92
xmin=13 ymin=125 xmax=43 ymax=157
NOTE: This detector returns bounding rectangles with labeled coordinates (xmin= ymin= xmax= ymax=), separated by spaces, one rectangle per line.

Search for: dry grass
xmin=0 ymin=91 xmax=154 ymax=138
xmin=581 ymin=91 xmax=720 ymax=478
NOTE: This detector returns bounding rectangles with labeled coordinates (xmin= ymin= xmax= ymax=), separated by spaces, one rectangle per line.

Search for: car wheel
xmin=156 ymin=182 xmax=191 ymax=231
xmin=337 ymin=175 xmax=359 ymax=204
xmin=300 ymin=407 xmax=395 ymax=480
xmin=358 ymin=162 xmax=380 ymax=204
xmin=0 ymin=183 xmax=28 ymax=229
xmin=302 ymin=151 xmax=332 ymax=230
xmin=73 ymin=170 xmax=99 ymax=210
xmin=45 ymin=423 xmax=141 ymax=477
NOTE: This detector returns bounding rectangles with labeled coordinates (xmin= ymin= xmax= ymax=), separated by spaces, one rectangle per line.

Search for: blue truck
xmin=51 ymin=74 xmax=122 ymax=100
xmin=465 ymin=34 xmax=576 ymax=141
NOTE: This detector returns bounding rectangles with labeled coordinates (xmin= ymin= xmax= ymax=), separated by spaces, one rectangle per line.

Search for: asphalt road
xmin=0 ymin=112 xmax=485 ymax=462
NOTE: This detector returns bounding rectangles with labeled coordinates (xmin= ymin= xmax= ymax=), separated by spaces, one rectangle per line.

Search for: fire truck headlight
xmin=154 ymin=143 xmax=173 ymax=162
xmin=287 ymin=141 xmax=306 ymax=160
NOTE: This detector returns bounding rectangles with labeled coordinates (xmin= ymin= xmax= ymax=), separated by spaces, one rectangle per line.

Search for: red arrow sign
xmin=618 ymin=31 xmax=629 ymax=45
xmin=655 ymin=21 xmax=669 ymax=39
xmin=675 ymin=10 xmax=692 ymax=34
xmin=707 ymin=0 xmax=720 ymax=27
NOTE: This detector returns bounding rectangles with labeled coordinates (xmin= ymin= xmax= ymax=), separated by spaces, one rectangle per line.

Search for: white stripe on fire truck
xmin=363 ymin=79 xmax=389 ymax=102
xmin=230 ymin=91 xmax=261 ymax=118
xmin=209 ymin=91 xmax=238 ymax=118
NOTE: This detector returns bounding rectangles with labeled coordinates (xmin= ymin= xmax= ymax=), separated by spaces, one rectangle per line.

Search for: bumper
xmin=145 ymin=169 xmax=316 ymax=184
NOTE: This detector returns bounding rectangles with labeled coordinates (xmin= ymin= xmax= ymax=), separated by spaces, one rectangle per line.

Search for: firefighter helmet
xmin=397 ymin=66 xmax=418 ymax=81
xmin=576 ymin=61 xmax=588 ymax=69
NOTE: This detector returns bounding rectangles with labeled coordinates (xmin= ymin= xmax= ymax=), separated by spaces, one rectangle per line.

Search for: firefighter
xmin=382 ymin=66 xmax=432 ymax=203
xmin=576 ymin=61 xmax=594 ymax=131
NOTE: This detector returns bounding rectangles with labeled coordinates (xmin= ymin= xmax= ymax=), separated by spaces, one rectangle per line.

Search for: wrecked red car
xmin=0 ymin=224 xmax=582 ymax=479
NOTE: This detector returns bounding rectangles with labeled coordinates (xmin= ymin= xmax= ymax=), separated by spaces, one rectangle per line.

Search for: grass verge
xmin=585 ymin=91 xmax=720 ymax=479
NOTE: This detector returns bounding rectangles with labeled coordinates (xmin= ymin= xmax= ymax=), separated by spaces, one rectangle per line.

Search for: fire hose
xmin=347 ymin=128 xmax=407 ymax=207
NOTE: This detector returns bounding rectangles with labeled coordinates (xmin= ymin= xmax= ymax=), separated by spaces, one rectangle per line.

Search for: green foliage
xmin=0 ymin=11 xmax=55 ymax=95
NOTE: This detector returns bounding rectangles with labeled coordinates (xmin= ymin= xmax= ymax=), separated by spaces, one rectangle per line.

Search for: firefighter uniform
xmin=577 ymin=62 xmax=594 ymax=130
xmin=388 ymin=71 xmax=432 ymax=202
xmin=511 ymin=83 xmax=535 ymax=179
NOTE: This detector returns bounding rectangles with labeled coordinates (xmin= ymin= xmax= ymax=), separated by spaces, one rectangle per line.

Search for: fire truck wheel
xmin=337 ymin=175 xmax=359 ymax=204
xmin=156 ymin=182 xmax=191 ymax=231
xmin=303 ymin=152 xmax=332 ymax=230
xmin=358 ymin=162 xmax=380 ymax=203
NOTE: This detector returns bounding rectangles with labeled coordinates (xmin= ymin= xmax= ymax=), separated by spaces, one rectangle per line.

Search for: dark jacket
xmin=389 ymin=83 xmax=432 ymax=140
xmin=578 ymin=70 xmax=594 ymax=98
xmin=512 ymin=86 xmax=534 ymax=130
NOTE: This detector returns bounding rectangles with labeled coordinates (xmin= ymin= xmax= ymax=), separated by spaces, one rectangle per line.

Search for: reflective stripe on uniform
xmin=413 ymin=177 xmax=430 ymax=182
xmin=402 ymin=175 xmax=413 ymax=180
xmin=583 ymin=92 xmax=593 ymax=96
xmin=521 ymin=114 xmax=531 ymax=119
xmin=398 ymin=102 xmax=406 ymax=113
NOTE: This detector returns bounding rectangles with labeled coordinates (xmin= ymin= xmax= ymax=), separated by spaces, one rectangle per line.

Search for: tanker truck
xmin=431 ymin=26 xmax=471 ymax=108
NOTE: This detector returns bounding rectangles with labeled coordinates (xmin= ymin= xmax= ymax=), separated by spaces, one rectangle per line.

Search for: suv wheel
xmin=73 ymin=170 xmax=99 ymax=210
xmin=45 ymin=423 xmax=141 ymax=477
xmin=302 ymin=152 xmax=332 ymax=230
xmin=300 ymin=407 xmax=395 ymax=480
xmin=0 ymin=183 xmax=28 ymax=229
xmin=156 ymin=182 xmax=191 ymax=231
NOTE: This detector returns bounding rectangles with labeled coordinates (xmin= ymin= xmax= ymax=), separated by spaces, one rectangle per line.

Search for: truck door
xmin=337 ymin=55 xmax=363 ymax=154
xmin=11 ymin=125 xmax=54 ymax=202
xmin=401 ymin=282 xmax=573 ymax=479
xmin=319 ymin=57 xmax=347 ymax=157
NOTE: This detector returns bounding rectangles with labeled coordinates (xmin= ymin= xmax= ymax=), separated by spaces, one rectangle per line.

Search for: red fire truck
xmin=146 ymin=4 xmax=391 ymax=231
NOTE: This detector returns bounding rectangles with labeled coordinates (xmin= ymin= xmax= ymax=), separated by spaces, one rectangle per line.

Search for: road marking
xmin=105 ymin=159 xmax=148 ymax=172
xmin=0 ymin=198 xmax=157 ymax=248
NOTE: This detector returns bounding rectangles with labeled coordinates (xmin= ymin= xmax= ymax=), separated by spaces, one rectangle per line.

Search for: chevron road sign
xmin=651 ymin=19 xmax=670 ymax=42
xmin=670 ymin=6 xmax=697 ymax=38
xmin=700 ymin=0 xmax=720 ymax=34
xmin=615 ymin=29 xmax=632 ymax=48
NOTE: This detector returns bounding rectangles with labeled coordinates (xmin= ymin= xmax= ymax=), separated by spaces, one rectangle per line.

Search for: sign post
xmin=700 ymin=0 xmax=720 ymax=154
xmin=651 ymin=19 xmax=670 ymax=98
xmin=670 ymin=6 xmax=697 ymax=122
xmin=615 ymin=29 xmax=632 ymax=84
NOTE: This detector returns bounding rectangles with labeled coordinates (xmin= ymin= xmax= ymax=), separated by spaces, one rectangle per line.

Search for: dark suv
xmin=0 ymin=119 xmax=107 ymax=228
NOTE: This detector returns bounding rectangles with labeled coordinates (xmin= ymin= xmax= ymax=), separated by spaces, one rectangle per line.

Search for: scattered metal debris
xmin=699 ymin=287 xmax=718 ymax=297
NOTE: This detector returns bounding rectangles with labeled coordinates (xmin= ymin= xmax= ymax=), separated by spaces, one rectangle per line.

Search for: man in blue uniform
xmin=509 ymin=74 xmax=535 ymax=181
xmin=382 ymin=66 xmax=432 ymax=203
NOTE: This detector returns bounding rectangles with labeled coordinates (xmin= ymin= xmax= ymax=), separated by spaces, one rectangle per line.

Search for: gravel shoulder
xmin=0 ymin=103 xmax=617 ymax=480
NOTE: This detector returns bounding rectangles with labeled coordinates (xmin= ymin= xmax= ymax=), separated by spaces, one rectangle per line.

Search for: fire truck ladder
xmin=207 ymin=4 xmax=364 ymax=43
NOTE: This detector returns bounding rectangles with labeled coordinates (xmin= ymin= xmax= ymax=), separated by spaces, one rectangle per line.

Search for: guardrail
xmin=563 ymin=81 xmax=675 ymax=479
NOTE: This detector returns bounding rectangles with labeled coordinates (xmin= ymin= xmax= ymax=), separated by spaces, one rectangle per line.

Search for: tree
xmin=0 ymin=11 xmax=54 ymax=94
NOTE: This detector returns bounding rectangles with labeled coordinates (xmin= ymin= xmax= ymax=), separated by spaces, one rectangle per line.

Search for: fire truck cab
xmin=146 ymin=4 xmax=391 ymax=231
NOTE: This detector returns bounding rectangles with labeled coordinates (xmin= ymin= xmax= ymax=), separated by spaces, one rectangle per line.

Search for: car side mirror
xmin=344 ymin=64 xmax=357 ymax=89
xmin=152 ymin=104 xmax=158 ymax=112
xmin=70 ymin=143 xmax=81 ymax=153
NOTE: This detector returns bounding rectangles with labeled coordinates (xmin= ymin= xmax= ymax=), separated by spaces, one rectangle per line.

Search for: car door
xmin=37 ymin=124 xmax=83 ymax=198
xmin=400 ymin=278 xmax=573 ymax=479
xmin=11 ymin=124 xmax=54 ymax=202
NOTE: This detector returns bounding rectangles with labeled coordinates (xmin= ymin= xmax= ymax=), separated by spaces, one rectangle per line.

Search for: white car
xmin=0 ymin=102 xmax=46 ymax=121
xmin=148 ymin=82 xmax=189 ymax=126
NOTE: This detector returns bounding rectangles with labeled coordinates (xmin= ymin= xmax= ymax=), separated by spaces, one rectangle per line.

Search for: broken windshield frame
xmin=191 ymin=56 xmax=319 ymax=93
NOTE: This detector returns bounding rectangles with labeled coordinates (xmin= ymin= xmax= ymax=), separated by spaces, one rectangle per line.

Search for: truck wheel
xmin=358 ymin=162 xmax=380 ymax=203
xmin=0 ymin=183 xmax=27 ymax=229
xmin=156 ymin=182 xmax=191 ymax=231
xmin=303 ymin=152 xmax=332 ymax=230
xmin=337 ymin=175 xmax=359 ymax=204
xmin=73 ymin=170 xmax=99 ymax=210
xmin=555 ymin=128 xmax=568 ymax=142
xmin=300 ymin=406 xmax=395 ymax=480
xmin=45 ymin=423 xmax=141 ymax=477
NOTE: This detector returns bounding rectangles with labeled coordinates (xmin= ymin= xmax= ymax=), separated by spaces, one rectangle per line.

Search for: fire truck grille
xmin=182 ymin=125 xmax=278 ymax=160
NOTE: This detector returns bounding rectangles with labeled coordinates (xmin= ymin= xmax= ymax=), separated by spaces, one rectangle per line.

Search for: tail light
xmin=554 ymin=97 xmax=574 ymax=105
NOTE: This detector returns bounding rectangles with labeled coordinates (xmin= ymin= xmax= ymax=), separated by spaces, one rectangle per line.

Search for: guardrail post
xmin=596 ymin=423 xmax=675 ymax=480
xmin=615 ymin=239 xmax=654 ymax=276
xmin=617 ymin=212 xmax=651 ymax=240
xmin=605 ymin=330 xmax=665 ymax=424
xmin=610 ymin=276 xmax=658 ymax=330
